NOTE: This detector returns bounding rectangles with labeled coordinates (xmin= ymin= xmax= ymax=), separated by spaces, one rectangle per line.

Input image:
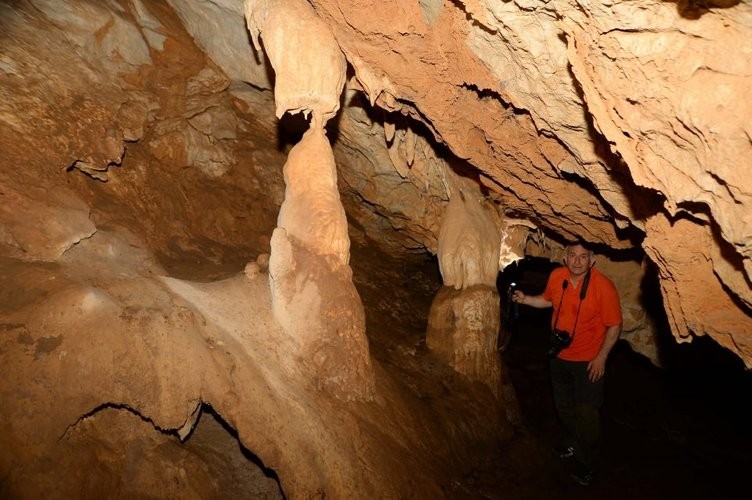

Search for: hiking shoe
xmin=552 ymin=444 xmax=575 ymax=459
xmin=571 ymin=462 xmax=594 ymax=486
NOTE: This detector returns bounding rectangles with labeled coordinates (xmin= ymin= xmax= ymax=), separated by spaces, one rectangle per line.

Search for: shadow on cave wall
xmin=41 ymin=402 xmax=285 ymax=499
xmin=339 ymin=86 xmax=487 ymax=190
xmin=640 ymin=259 xmax=752 ymax=429
xmin=665 ymin=0 xmax=741 ymax=20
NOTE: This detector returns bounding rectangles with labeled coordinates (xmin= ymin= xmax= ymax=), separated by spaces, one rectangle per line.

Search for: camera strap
xmin=552 ymin=279 xmax=568 ymax=332
xmin=569 ymin=269 xmax=592 ymax=341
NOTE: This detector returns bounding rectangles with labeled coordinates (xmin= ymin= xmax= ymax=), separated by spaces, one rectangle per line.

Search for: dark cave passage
xmin=478 ymin=257 xmax=752 ymax=499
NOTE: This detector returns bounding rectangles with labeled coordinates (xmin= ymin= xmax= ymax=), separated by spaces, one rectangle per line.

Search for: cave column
xmin=244 ymin=0 xmax=374 ymax=400
xmin=426 ymin=187 xmax=502 ymax=397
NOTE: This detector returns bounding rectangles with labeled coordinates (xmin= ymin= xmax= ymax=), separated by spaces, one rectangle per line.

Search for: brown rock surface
xmin=427 ymin=285 xmax=502 ymax=397
xmin=1 ymin=0 xmax=751 ymax=497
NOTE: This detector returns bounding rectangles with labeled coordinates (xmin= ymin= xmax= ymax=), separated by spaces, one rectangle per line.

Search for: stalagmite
xmin=275 ymin=122 xmax=350 ymax=264
xmin=426 ymin=184 xmax=503 ymax=397
xmin=268 ymin=123 xmax=375 ymax=401
xmin=244 ymin=0 xmax=374 ymax=400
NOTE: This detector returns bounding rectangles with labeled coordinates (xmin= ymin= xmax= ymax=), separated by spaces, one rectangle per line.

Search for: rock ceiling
xmin=1 ymin=0 xmax=751 ymax=497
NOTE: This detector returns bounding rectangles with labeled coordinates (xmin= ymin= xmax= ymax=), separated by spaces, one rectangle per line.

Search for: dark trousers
xmin=550 ymin=357 xmax=604 ymax=471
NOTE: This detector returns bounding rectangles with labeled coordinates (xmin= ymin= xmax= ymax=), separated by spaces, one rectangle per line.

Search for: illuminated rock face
xmin=1 ymin=0 xmax=751 ymax=497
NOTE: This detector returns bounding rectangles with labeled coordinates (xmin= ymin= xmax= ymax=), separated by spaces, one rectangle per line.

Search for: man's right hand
xmin=513 ymin=292 xmax=553 ymax=309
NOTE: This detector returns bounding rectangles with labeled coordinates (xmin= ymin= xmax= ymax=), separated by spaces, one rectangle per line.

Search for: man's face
xmin=564 ymin=245 xmax=593 ymax=278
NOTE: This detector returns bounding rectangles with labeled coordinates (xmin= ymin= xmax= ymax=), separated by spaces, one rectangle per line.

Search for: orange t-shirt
xmin=543 ymin=266 xmax=622 ymax=362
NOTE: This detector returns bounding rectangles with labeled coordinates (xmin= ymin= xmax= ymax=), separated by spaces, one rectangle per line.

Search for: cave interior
xmin=1 ymin=0 xmax=751 ymax=498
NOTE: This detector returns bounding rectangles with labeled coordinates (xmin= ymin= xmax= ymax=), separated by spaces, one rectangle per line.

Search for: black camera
xmin=547 ymin=328 xmax=572 ymax=357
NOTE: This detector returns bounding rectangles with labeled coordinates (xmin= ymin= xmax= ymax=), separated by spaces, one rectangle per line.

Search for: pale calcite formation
xmin=427 ymin=285 xmax=502 ymax=398
xmin=268 ymin=127 xmax=375 ymax=400
xmin=428 ymin=185 xmax=502 ymax=396
xmin=498 ymin=219 xmax=532 ymax=269
xmin=438 ymin=189 xmax=501 ymax=290
xmin=276 ymin=127 xmax=350 ymax=263
xmin=245 ymin=0 xmax=374 ymax=399
xmin=244 ymin=0 xmax=346 ymax=121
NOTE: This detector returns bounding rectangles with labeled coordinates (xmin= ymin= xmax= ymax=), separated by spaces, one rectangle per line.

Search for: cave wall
xmin=0 ymin=0 xmax=286 ymax=274
xmin=0 ymin=1 xmax=508 ymax=497
xmin=302 ymin=0 xmax=752 ymax=364
xmin=1 ymin=0 xmax=752 ymax=497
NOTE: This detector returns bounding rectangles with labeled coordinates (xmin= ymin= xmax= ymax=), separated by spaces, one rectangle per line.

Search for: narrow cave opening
xmin=493 ymin=256 xmax=752 ymax=498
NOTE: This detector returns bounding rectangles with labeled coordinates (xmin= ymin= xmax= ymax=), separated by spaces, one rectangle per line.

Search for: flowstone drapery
xmin=426 ymin=188 xmax=502 ymax=397
xmin=245 ymin=0 xmax=374 ymax=400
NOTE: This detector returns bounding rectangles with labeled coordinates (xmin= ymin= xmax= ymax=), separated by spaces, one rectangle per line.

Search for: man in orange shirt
xmin=512 ymin=241 xmax=622 ymax=486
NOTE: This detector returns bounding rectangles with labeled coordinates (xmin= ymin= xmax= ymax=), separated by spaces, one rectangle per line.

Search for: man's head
xmin=563 ymin=240 xmax=594 ymax=279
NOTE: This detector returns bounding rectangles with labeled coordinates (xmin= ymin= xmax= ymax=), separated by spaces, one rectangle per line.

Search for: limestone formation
xmin=245 ymin=0 xmax=375 ymax=399
xmin=276 ymin=127 xmax=350 ymax=263
xmin=244 ymin=0 xmax=347 ymax=121
xmin=2 ymin=0 xmax=752 ymax=497
xmin=427 ymin=285 xmax=503 ymax=397
xmin=268 ymin=127 xmax=375 ymax=401
xmin=427 ymin=186 xmax=502 ymax=396
xmin=437 ymin=189 xmax=501 ymax=290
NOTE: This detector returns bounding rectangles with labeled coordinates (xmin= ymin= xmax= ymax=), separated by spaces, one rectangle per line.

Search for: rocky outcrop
xmin=644 ymin=214 xmax=752 ymax=361
xmin=2 ymin=0 xmax=751 ymax=497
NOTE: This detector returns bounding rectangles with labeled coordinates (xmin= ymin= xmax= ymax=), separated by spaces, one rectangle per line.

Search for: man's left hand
xmin=587 ymin=355 xmax=607 ymax=382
